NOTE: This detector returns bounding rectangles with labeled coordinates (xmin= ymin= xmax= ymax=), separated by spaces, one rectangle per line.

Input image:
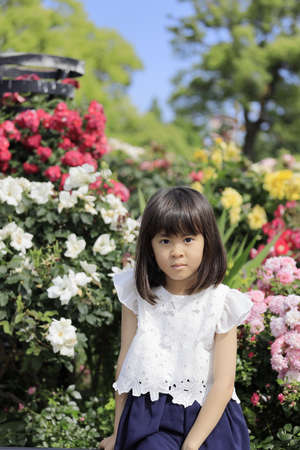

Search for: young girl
xmin=99 ymin=186 xmax=253 ymax=450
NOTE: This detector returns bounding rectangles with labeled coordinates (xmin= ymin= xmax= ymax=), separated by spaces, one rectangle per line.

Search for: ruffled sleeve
xmin=113 ymin=268 xmax=138 ymax=315
xmin=216 ymin=287 xmax=253 ymax=334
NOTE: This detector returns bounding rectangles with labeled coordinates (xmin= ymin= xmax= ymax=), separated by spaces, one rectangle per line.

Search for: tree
xmin=0 ymin=0 xmax=143 ymax=109
xmin=169 ymin=0 xmax=300 ymax=159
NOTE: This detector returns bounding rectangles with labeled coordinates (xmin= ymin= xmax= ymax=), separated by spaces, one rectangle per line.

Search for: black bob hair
xmin=135 ymin=186 xmax=227 ymax=304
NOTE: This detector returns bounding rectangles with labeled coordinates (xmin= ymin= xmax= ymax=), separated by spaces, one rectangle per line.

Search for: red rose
xmin=16 ymin=74 xmax=40 ymax=80
xmin=82 ymin=153 xmax=98 ymax=170
xmin=59 ymin=173 xmax=69 ymax=190
xmin=37 ymin=109 xmax=52 ymax=128
xmin=274 ymin=238 xmax=289 ymax=256
xmin=59 ymin=137 xmax=75 ymax=150
xmin=44 ymin=165 xmax=61 ymax=182
xmin=0 ymin=161 xmax=9 ymax=173
xmin=0 ymin=135 xmax=9 ymax=150
xmin=23 ymin=134 xmax=42 ymax=148
xmin=15 ymin=110 xmax=40 ymax=133
xmin=61 ymin=150 xmax=84 ymax=167
xmin=23 ymin=162 xmax=39 ymax=174
xmin=0 ymin=148 xmax=12 ymax=162
xmin=61 ymin=78 xmax=80 ymax=89
xmin=37 ymin=146 xmax=52 ymax=162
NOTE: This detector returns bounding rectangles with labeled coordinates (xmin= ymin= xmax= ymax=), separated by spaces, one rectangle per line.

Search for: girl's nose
xmin=170 ymin=244 xmax=184 ymax=257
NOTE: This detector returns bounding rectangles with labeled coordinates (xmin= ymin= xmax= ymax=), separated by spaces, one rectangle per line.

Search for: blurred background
xmin=2 ymin=0 xmax=300 ymax=160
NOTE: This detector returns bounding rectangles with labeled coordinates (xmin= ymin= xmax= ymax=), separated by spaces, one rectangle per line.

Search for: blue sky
xmin=83 ymin=0 xmax=193 ymax=121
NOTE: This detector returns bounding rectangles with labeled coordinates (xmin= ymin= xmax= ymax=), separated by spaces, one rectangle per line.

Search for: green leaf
xmin=137 ymin=186 xmax=146 ymax=215
xmin=0 ymin=320 xmax=12 ymax=335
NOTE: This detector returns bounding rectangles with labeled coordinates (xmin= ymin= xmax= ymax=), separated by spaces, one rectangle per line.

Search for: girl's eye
xmin=184 ymin=237 xmax=193 ymax=243
xmin=159 ymin=239 xmax=170 ymax=244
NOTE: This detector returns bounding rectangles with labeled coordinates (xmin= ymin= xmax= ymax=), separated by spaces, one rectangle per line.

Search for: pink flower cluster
xmin=269 ymin=294 xmax=300 ymax=382
xmin=244 ymin=290 xmax=268 ymax=334
xmin=0 ymin=99 xmax=108 ymax=181
xmin=257 ymin=256 xmax=300 ymax=290
xmin=139 ymin=159 xmax=171 ymax=171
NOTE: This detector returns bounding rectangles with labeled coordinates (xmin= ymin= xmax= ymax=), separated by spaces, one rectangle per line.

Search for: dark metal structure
xmin=0 ymin=53 xmax=85 ymax=98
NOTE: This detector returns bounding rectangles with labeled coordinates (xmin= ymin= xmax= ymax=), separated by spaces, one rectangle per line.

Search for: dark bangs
xmin=146 ymin=188 xmax=205 ymax=240
xmin=135 ymin=186 xmax=227 ymax=304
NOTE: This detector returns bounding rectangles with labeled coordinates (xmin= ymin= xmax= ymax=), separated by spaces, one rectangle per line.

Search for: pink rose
xmin=106 ymin=180 xmax=130 ymax=202
xmin=27 ymin=386 xmax=36 ymax=395
xmin=277 ymin=270 xmax=295 ymax=284
xmin=277 ymin=393 xmax=285 ymax=403
xmin=189 ymin=170 xmax=204 ymax=182
xmin=250 ymin=392 xmax=260 ymax=406
xmin=247 ymin=290 xmax=265 ymax=303
xmin=270 ymin=317 xmax=287 ymax=338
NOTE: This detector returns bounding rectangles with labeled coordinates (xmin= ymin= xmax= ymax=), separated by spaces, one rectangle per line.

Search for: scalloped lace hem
xmin=113 ymin=380 xmax=240 ymax=408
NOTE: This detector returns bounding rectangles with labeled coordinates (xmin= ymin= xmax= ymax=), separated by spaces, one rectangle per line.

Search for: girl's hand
xmin=181 ymin=438 xmax=201 ymax=450
xmin=98 ymin=433 xmax=116 ymax=450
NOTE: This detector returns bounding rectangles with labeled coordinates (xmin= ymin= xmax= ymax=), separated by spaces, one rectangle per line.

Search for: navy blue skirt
xmin=114 ymin=391 xmax=250 ymax=450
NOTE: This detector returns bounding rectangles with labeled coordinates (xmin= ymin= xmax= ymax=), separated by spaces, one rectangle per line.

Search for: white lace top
xmin=112 ymin=268 xmax=253 ymax=408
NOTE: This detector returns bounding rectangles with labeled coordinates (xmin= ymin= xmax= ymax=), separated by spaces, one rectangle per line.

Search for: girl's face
xmin=151 ymin=232 xmax=204 ymax=295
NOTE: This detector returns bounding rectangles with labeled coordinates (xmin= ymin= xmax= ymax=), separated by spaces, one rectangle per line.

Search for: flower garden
xmin=0 ymin=83 xmax=299 ymax=449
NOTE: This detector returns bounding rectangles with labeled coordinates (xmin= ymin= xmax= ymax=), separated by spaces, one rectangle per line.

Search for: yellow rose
xmin=211 ymin=148 xmax=223 ymax=168
xmin=221 ymin=187 xmax=243 ymax=209
xmin=202 ymin=167 xmax=217 ymax=182
xmin=229 ymin=206 xmax=241 ymax=225
xmin=191 ymin=181 xmax=204 ymax=193
xmin=247 ymin=205 xmax=267 ymax=230
xmin=284 ymin=173 xmax=300 ymax=201
xmin=223 ymin=142 xmax=241 ymax=162
xmin=263 ymin=170 xmax=293 ymax=199
xmin=193 ymin=149 xmax=208 ymax=163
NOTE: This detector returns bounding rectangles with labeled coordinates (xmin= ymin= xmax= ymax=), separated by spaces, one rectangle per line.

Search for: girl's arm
xmin=113 ymin=304 xmax=137 ymax=433
xmin=181 ymin=326 xmax=237 ymax=450
xmin=99 ymin=304 xmax=137 ymax=449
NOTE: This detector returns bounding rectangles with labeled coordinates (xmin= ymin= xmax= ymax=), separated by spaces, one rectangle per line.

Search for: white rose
xmin=0 ymin=241 xmax=7 ymax=255
xmin=0 ymin=222 xmax=19 ymax=240
xmin=65 ymin=234 xmax=86 ymax=259
xmin=46 ymin=318 xmax=77 ymax=357
xmin=10 ymin=228 xmax=33 ymax=254
xmin=58 ymin=191 xmax=78 ymax=213
xmin=64 ymin=165 xmax=98 ymax=191
xmin=29 ymin=182 xmax=54 ymax=204
xmin=80 ymin=260 xmax=100 ymax=283
xmin=47 ymin=270 xmax=91 ymax=305
xmin=105 ymin=194 xmax=127 ymax=215
xmin=0 ymin=177 xmax=23 ymax=206
xmin=93 ymin=233 xmax=116 ymax=255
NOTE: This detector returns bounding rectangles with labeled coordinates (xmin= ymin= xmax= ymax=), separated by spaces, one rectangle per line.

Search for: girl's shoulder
xmin=113 ymin=267 xmax=138 ymax=315
xmin=213 ymin=283 xmax=253 ymax=333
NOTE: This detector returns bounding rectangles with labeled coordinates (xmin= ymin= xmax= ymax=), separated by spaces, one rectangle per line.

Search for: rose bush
xmin=0 ymin=81 xmax=299 ymax=447
xmin=0 ymin=164 xmax=138 ymax=445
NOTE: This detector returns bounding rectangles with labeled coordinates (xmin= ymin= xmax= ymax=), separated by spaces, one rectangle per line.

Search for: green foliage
xmin=0 ymin=385 xmax=114 ymax=447
xmin=169 ymin=0 xmax=300 ymax=159
xmin=0 ymin=0 xmax=142 ymax=107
